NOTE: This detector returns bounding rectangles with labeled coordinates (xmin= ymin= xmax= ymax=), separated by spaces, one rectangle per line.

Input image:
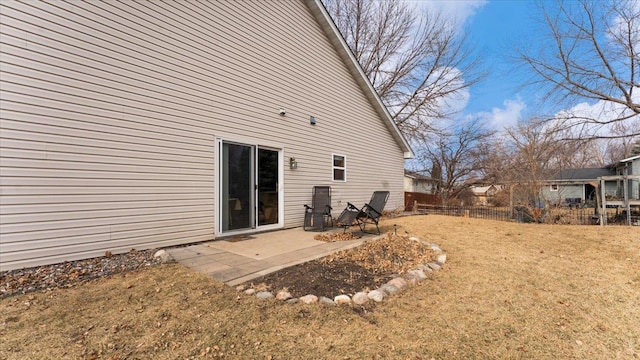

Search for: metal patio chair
xmin=303 ymin=186 xmax=333 ymax=231
xmin=336 ymin=191 xmax=389 ymax=235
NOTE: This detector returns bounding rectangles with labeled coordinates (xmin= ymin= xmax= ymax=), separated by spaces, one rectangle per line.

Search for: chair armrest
xmin=347 ymin=202 xmax=358 ymax=210
xmin=304 ymin=204 xmax=312 ymax=211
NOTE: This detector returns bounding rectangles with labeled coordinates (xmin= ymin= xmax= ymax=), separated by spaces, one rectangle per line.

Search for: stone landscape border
xmin=235 ymin=236 xmax=446 ymax=306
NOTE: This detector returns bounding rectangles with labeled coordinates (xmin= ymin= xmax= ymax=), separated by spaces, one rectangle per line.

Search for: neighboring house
xmin=470 ymin=184 xmax=502 ymax=206
xmin=540 ymin=168 xmax=616 ymax=206
xmin=598 ymin=155 xmax=640 ymax=225
xmin=615 ymin=155 xmax=640 ymax=201
xmin=403 ymin=170 xmax=440 ymax=210
xmin=0 ymin=1 xmax=412 ymax=271
xmin=403 ymin=170 xmax=438 ymax=194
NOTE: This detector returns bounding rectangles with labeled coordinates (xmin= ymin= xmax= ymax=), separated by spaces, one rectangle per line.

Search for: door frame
xmin=215 ymin=137 xmax=284 ymax=236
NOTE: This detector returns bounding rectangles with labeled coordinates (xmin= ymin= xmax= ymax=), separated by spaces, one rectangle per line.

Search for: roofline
xmin=305 ymin=0 xmax=413 ymax=159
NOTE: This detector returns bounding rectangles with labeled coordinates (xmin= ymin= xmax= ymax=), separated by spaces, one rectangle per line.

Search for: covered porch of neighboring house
xmin=597 ymin=174 xmax=640 ymax=226
xmin=165 ymin=227 xmax=374 ymax=286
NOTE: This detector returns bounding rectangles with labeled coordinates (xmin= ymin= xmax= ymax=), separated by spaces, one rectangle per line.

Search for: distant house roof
xmin=404 ymin=170 xmax=437 ymax=182
xmin=471 ymin=185 xmax=495 ymax=195
xmin=549 ymin=168 xmax=615 ymax=181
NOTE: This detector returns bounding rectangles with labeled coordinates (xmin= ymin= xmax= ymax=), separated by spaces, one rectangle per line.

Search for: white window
xmin=332 ymin=154 xmax=346 ymax=181
xmin=550 ymin=184 xmax=559 ymax=191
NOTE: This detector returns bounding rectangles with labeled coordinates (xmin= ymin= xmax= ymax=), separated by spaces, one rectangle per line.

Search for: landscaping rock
xmin=153 ymin=250 xmax=172 ymax=263
xmin=403 ymin=275 xmax=419 ymax=287
xmin=379 ymin=284 xmax=399 ymax=295
xmin=299 ymin=294 xmax=318 ymax=304
xmin=235 ymin=285 xmax=246 ymax=292
xmin=415 ymin=264 xmax=432 ymax=272
xmin=367 ymin=290 xmax=385 ymax=302
xmin=352 ymin=292 xmax=369 ymax=305
xmin=276 ymin=290 xmax=292 ymax=301
xmin=320 ymin=296 xmax=336 ymax=306
xmin=430 ymin=244 xmax=443 ymax=253
xmin=286 ymin=298 xmax=299 ymax=304
xmin=256 ymin=291 xmax=274 ymax=299
xmin=436 ymin=253 xmax=447 ymax=265
xmin=334 ymin=294 xmax=351 ymax=305
xmin=406 ymin=269 xmax=428 ymax=279
xmin=387 ymin=277 xmax=408 ymax=291
xmin=244 ymin=288 xmax=256 ymax=296
xmin=427 ymin=262 xmax=442 ymax=271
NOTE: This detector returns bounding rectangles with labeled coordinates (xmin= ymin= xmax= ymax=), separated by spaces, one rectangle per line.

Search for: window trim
xmin=332 ymin=154 xmax=347 ymax=182
xmin=550 ymin=184 xmax=559 ymax=191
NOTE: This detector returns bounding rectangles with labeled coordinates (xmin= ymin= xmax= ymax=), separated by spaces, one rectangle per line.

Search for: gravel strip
xmin=0 ymin=249 xmax=162 ymax=299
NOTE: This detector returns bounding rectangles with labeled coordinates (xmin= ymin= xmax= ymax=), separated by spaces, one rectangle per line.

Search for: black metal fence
xmin=416 ymin=205 xmax=639 ymax=226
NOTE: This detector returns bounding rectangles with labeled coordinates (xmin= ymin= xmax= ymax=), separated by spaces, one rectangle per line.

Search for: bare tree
xmin=415 ymin=121 xmax=495 ymax=204
xmin=324 ymin=0 xmax=484 ymax=139
xmin=518 ymin=0 xmax=640 ymax=139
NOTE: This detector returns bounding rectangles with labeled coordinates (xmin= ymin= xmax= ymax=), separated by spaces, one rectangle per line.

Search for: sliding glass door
xmin=258 ymin=148 xmax=279 ymax=226
xmin=219 ymin=141 xmax=281 ymax=233
xmin=221 ymin=143 xmax=254 ymax=231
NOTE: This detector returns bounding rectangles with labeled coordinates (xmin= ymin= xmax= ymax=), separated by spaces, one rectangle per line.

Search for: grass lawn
xmin=1 ymin=215 xmax=639 ymax=359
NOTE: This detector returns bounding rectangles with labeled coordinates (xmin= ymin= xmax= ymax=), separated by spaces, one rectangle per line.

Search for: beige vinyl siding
xmin=0 ymin=0 xmax=405 ymax=271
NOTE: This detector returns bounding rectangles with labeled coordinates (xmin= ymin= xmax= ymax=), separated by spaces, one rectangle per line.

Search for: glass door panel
xmin=221 ymin=143 xmax=254 ymax=231
xmin=258 ymin=148 xmax=279 ymax=226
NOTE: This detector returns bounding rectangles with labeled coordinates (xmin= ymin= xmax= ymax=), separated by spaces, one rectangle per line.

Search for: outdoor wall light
xmin=278 ymin=108 xmax=286 ymax=116
xmin=289 ymin=157 xmax=298 ymax=169
xmin=310 ymin=116 xmax=316 ymax=125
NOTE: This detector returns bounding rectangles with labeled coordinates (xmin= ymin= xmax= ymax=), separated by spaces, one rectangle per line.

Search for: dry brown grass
xmin=1 ymin=215 xmax=639 ymax=359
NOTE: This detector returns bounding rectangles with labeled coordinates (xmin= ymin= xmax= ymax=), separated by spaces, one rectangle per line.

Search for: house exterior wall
xmin=631 ymin=159 xmax=639 ymax=199
xmin=403 ymin=177 xmax=436 ymax=194
xmin=0 ymin=0 xmax=406 ymax=271
xmin=541 ymin=184 xmax=584 ymax=204
xmin=403 ymin=177 xmax=414 ymax=192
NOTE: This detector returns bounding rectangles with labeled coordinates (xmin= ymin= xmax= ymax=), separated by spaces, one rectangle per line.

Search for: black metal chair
xmin=303 ymin=186 xmax=333 ymax=231
xmin=337 ymin=191 xmax=389 ymax=235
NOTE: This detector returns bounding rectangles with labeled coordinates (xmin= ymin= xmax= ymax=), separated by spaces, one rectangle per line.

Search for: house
xmin=540 ymin=168 xmax=616 ymax=206
xmin=615 ymin=155 xmax=640 ymax=200
xmin=403 ymin=170 xmax=438 ymax=194
xmin=598 ymin=155 xmax=640 ymax=225
xmin=598 ymin=154 xmax=640 ymax=225
xmin=0 ymin=0 xmax=412 ymax=271
xmin=403 ymin=170 xmax=440 ymax=210
xmin=470 ymin=184 xmax=503 ymax=206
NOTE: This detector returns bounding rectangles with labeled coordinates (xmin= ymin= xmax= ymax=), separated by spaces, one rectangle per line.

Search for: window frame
xmin=332 ymin=154 xmax=347 ymax=182
xmin=550 ymin=184 xmax=559 ymax=191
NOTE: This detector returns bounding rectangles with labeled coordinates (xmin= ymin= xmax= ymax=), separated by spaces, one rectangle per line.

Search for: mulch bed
xmin=246 ymin=233 xmax=437 ymax=298
xmin=0 ymin=249 xmax=161 ymax=298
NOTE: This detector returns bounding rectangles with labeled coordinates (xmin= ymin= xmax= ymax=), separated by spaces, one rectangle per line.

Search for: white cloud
xmin=407 ymin=0 xmax=488 ymax=27
xmin=554 ymin=96 xmax=640 ymax=138
xmin=469 ymin=97 xmax=526 ymax=131
xmin=607 ymin=0 xmax=640 ymax=48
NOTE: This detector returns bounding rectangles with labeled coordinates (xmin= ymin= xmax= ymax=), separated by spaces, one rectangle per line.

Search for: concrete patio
xmin=166 ymin=227 xmax=373 ymax=286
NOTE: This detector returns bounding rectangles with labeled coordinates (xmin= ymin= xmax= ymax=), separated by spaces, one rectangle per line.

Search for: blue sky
xmin=421 ymin=0 xmax=546 ymax=130
xmin=464 ymin=0 xmax=536 ymax=114
xmin=410 ymin=0 xmax=638 ymax=136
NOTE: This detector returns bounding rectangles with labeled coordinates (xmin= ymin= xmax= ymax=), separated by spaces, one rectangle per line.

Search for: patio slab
xmin=166 ymin=227 xmax=374 ymax=286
